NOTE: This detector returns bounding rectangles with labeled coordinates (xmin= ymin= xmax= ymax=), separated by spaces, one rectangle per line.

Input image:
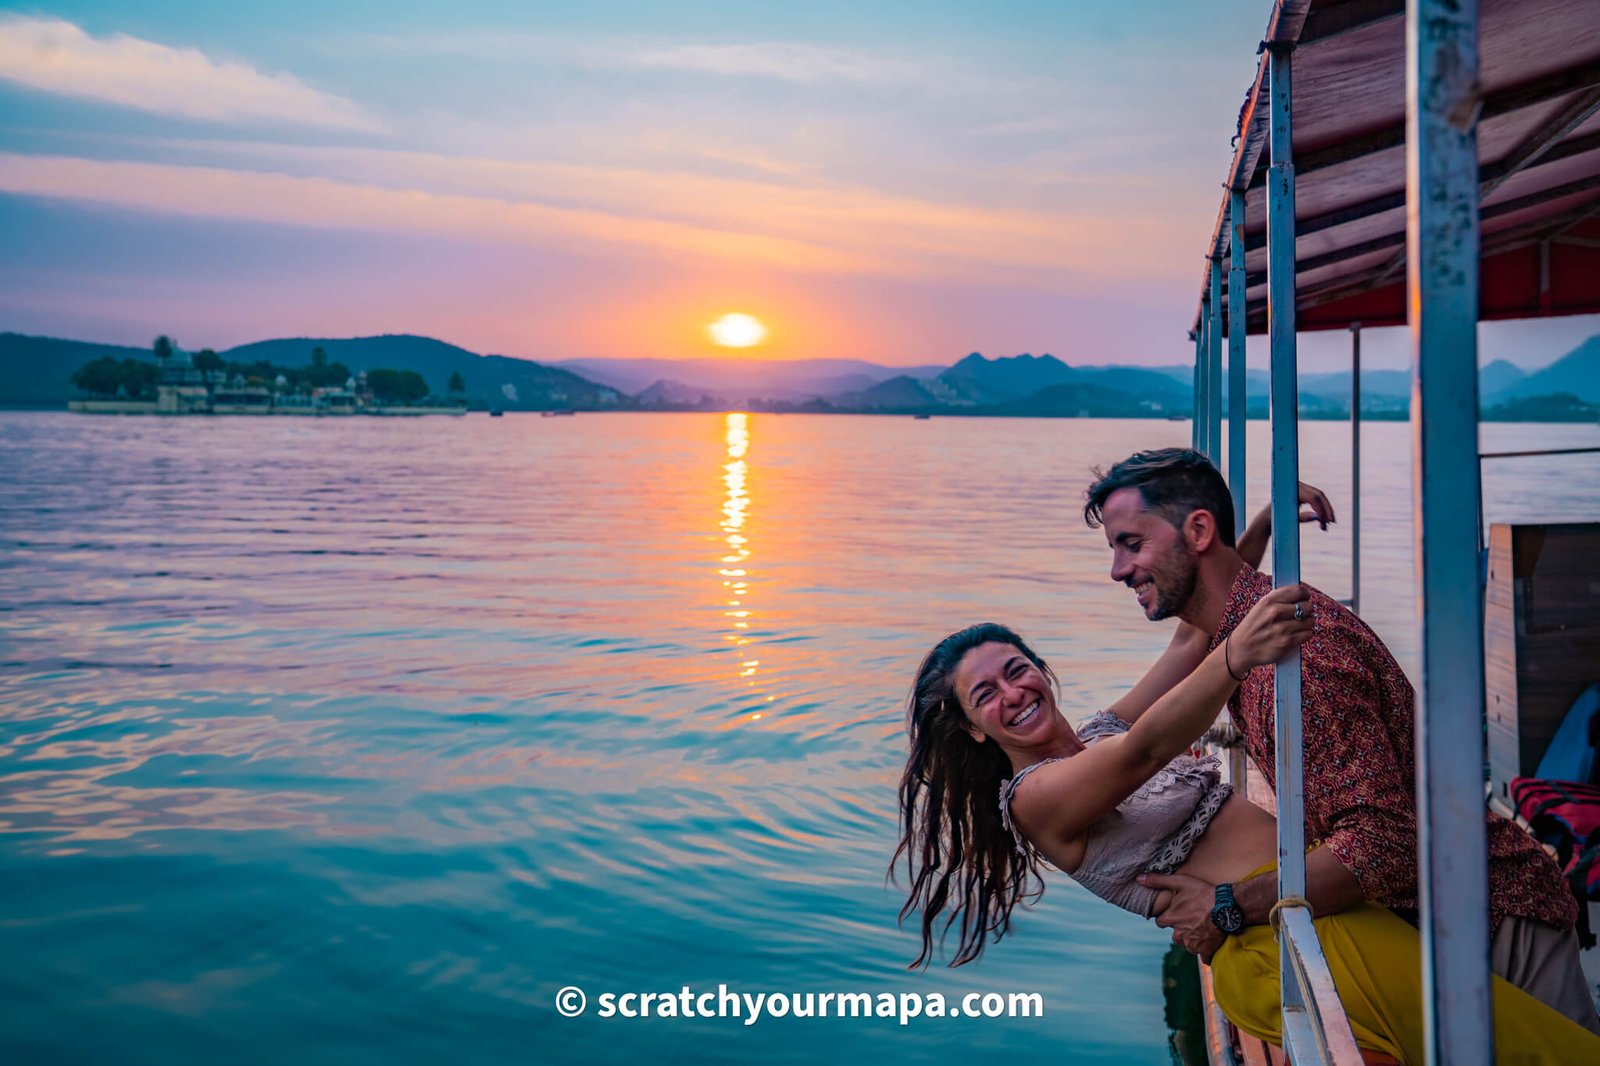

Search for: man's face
xmin=1099 ymin=487 xmax=1198 ymax=621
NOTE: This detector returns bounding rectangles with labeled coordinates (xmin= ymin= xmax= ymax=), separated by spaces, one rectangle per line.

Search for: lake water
xmin=3 ymin=411 xmax=1599 ymax=1065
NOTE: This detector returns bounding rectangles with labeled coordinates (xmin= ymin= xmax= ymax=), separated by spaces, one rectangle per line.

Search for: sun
xmin=709 ymin=312 xmax=767 ymax=348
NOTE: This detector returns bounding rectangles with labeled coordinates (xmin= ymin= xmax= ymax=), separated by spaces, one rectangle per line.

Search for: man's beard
xmin=1148 ymin=546 xmax=1200 ymax=621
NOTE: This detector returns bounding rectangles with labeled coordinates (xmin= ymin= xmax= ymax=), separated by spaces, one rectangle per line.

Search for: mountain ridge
xmin=5 ymin=329 xmax=1596 ymax=418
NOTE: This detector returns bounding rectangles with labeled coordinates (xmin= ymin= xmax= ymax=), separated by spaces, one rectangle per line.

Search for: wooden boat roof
xmin=1195 ymin=0 xmax=1600 ymax=335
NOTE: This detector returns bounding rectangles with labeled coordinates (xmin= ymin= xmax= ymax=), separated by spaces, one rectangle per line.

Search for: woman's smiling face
xmin=951 ymin=642 xmax=1059 ymax=745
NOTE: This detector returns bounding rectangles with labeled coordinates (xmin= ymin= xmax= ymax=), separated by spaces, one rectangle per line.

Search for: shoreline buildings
xmin=70 ymin=347 xmax=465 ymax=417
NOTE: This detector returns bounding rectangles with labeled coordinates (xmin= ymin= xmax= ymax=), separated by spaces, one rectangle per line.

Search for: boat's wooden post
xmin=1406 ymin=0 xmax=1494 ymax=1061
xmin=1229 ymin=190 xmax=1248 ymax=538
xmin=1208 ymin=256 xmax=1224 ymax=465
xmin=1266 ymin=34 xmax=1307 ymax=1016
xmin=1349 ymin=323 xmax=1361 ymax=615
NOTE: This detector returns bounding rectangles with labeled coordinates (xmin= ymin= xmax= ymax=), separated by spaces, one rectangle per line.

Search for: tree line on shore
xmin=70 ymin=336 xmax=466 ymax=404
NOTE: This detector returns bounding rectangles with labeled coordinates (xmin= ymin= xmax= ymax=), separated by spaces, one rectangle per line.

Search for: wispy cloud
xmin=0 ymin=16 xmax=381 ymax=132
xmin=0 ymin=143 xmax=1192 ymax=286
xmin=347 ymin=29 xmax=1007 ymax=95
xmin=0 ymin=152 xmax=877 ymax=274
xmin=596 ymin=41 xmax=935 ymax=87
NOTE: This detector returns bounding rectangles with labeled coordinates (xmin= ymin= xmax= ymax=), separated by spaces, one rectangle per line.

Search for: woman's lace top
xmin=998 ymin=709 xmax=1232 ymax=918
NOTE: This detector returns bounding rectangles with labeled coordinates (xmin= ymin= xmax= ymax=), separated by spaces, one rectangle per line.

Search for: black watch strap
xmin=1210 ymin=882 xmax=1246 ymax=935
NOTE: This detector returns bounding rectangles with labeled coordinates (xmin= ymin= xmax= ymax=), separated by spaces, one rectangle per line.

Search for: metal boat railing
xmin=1479 ymin=446 xmax=1600 ymax=460
xmin=1188 ymin=3 xmax=1501 ymax=1061
xmin=1190 ymin=28 xmax=1368 ymax=1066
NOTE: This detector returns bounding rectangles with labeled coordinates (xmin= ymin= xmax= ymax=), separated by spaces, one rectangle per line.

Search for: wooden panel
xmin=1486 ymin=525 xmax=1521 ymax=792
xmin=1485 ymin=522 xmax=1600 ymax=793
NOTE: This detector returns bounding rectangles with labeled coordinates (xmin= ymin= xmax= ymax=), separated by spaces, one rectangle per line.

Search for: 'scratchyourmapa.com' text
xmin=555 ymin=984 xmax=1045 ymax=1026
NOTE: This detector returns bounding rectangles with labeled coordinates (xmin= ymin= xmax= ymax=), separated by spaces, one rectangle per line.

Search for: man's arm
xmin=1232 ymin=847 xmax=1365 ymax=925
xmin=1142 ymin=620 xmax=1417 ymax=961
xmin=1141 ymin=851 xmax=1364 ymax=962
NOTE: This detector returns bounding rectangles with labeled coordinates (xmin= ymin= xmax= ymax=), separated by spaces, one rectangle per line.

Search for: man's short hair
xmin=1083 ymin=448 xmax=1237 ymax=548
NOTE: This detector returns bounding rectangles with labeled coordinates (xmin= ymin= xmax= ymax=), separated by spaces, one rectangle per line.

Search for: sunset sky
xmin=2 ymin=2 xmax=1596 ymax=371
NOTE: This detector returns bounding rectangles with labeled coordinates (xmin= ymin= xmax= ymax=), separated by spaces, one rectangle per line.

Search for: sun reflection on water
xmin=719 ymin=413 xmax=770 ymax=716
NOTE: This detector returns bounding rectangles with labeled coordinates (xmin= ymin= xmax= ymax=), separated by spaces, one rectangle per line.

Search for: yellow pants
xmin=1210 ymin=866 xmax=1600 ymax=1066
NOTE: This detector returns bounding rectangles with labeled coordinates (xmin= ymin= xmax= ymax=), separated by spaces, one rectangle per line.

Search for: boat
xmin=1176 ymin=2 xmax=1600 ymax=1062
xmin=489 ymin=409 xmax=503 ymax=417
xmin=913 ymin=413 xmax=932 ymax=420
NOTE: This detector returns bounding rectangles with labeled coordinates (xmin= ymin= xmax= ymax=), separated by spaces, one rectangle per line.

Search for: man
xmin=1083 ymin=446 xmax=1597 ymax=1033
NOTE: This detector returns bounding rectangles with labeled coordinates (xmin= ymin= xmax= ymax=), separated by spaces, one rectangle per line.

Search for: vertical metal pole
xmin=1225 ymin=207 xmax=1250 ymax=800
xmin=1267 ymin=43 xmax=1306 ymax=1019
xmin=1191 ymin=328 xmax=1202 ymax=450
xmin=1199 ymin=303 xmax=1212 ymax=456
xmin=1208 ymin=257 xmax=1224 ymax=466
xmin=1350 ymin=324 xmax=1362 ymax=615
xmin=1408 ymin=1 xmax=1492 ymax=1063
xmin=1229 ymin=190 xmax=1248 ymax=539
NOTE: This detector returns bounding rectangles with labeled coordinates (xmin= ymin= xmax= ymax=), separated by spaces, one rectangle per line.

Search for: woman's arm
xmin=1106 ymin=622 xmax=1211 ymax=725
xmin=1236 ymin=482 xmax=1337 ymax=570
xmin=1012 ymin=586 xmax=1311 ymax=848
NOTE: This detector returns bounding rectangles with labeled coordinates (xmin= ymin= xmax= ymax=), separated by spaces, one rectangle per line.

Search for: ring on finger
xmin=1294 ymin=602 xmax=1305 ymax=621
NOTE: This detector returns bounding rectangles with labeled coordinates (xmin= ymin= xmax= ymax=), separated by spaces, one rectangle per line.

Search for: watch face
xmin=1211 ymin=904 xmax=1246 ymax=935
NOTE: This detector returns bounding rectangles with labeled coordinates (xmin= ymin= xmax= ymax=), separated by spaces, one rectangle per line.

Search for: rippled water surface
xmin=4 ymin=411 xmax=1598 ymax=1064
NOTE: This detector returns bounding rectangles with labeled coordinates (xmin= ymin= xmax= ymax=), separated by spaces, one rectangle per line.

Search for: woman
xmin=892 ymin=590 xmax=1600 ymax=1064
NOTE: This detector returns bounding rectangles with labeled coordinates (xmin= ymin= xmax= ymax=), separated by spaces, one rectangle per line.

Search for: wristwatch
xmin=1210 ymin=883 xmax=1246 ymax=935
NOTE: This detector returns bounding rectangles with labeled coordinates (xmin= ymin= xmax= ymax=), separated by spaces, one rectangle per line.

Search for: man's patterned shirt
xmin=1209 ymin=565 xmax=1574 ymax=936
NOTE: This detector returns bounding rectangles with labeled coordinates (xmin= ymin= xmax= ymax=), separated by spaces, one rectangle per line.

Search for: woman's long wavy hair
xmin=891 ymin=622 xmax=1056 ymax=968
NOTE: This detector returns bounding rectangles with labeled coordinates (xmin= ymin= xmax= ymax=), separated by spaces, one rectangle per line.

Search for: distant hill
xmin=826 ymin=375 xmax=951 ymax=411
xmin=0 ymin=332 xmax=621 ymax=411
xmin=938 ymin=353 xmax=1193 ymax=409
xmin=1145 ymin=359 xmax=1548 ymax=414
xmin=797 ymin=371 xmax=894 ymax=397
xmin=822 ymin=366 xmax=1187 ymax=418
xmin=1483 ymin=391 xmax=1599 ymax=422
xmin=0 ymin=333 xmax=150 ymax=407
xmin=1146 ymin=364 xmax=1285 ymax=404
xmin=1146 ymin=364 xmax=1411 ymax=402
xmin=995 ymin=381 xmax=1181 ymax=418
xmin=222 ymin=335 xmax=483 ymax=382
xmin=552 ymin=356 xmax=944 ymax=401
xmin=941 ymin=352 xmax=1078 ymax=397
xmin=222 ymin=335 xmax=619 ymax=410
xmin=1496 ymin=335 xmax=1600 ymax=403
xmin=1303 ymin=368 xmax=1412 ymax=400
xmin=1480 ymin=359 xmax=1527 ymax=399
xmin=635 ymin=379 xmax=730 ymax=407
xmin=1071 ymin=366 xmax=1194 ymax=402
